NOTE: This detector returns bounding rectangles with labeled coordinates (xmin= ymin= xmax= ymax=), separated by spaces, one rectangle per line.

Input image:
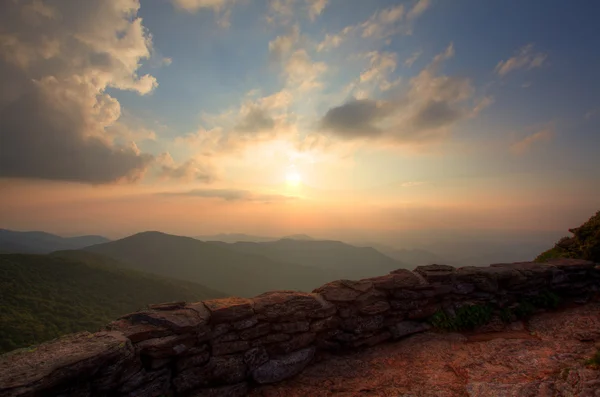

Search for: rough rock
xmin=190 ymin=382 xmax=249 ymax=397
xmin=0 ymin=331 xmax=131 ymax=397
xmin=266 ymin=333 xmax=316 ymax=356
xmin=364 ymin=270 xmax=422 ymax=290
xmin=310 ymin=316 xmax=341 ymax=333
xmin=341 ymin=315 xmax=385 ymax=334
xmin=239 ymin=323 xmax=271 ymax=340
xmin=243 ymin=347 xmax=269 ymax=370
xmin=253 ymin=291 xmax=325 ymax=320
xmin=121 ymin=308 xmax=205 ymax=333
xmin=252 ymin=347 xmax=316 ymax=384
xmin=176 ymin=345 xmax=210 ymax=372
xmin=105 ymin=319 xmax=171 ymax=343
xmin=211 ymin=341 xmax=250 ymax=356
xmin=313 ymin=280 xmax=373 ymax=302
xmin=358 ymin=300 xmax=391 ymax=315
xmin=272 ymin=321 xmax=310 ymax=333
xmin=388 ymin=321 xmax=430 ymax=339
xmin=204 ymin=298 xmax=254 ymax=324
xmin=173 ymin=355 xmax=248 ymax=393
xmin=414 ymin=264 xmax=456 ymax=283
xmin=135 ymin=334 xmax=196 ymax=358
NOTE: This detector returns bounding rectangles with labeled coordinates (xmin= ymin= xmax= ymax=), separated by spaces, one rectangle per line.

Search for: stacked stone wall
xmin=1 ymin=258 xmax=599 ymax=397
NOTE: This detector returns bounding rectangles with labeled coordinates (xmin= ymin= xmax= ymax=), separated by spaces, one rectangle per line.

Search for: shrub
xmin=429 ymin=304 xmax=493 ymax=331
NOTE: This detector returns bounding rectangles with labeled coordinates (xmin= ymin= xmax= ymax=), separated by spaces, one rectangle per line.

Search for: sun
xmin=285 ymin=170 xmax=302 ymax=186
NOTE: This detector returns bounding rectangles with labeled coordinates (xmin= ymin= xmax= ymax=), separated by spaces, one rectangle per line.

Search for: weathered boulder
xmin=313 ymin=280 xmax=373 ymax=302
xmin=118 ymin=367 xmax=170 ymax=394
xmin=135 ymin=334 xmax=197 ymax=358
xmin=0 ymin=331 xmax=131 ymax=397
xmin=455 ymin=266 xmax=524 ymax=293
xmin=364 ymin=270 xmax=422 ymax=290
xmin=265 ymin=333 xmax=316 ymax=356
xmin=204 ymin=298 xmax=254 ymax=324
xmin=253 ymin=291 xmax=326 ymax=320
xmin=173 ymin=355 xmax=248 ymax=393
xmin=243 ymin=347 xmax=269 ymax=370
xmin=252 ymin=347 xmax=316 ymax=384
xmin=310 ymin=316 xmax=341 ymax=333
xmin=414 ymin=264 xmax=456 ymax=283
xmin=211 ymin=340 xmax=250 ymax=356
xmin=190 ymin=382 xmax=249 ymax=397
xmin=341 ymin=315 xmax=385 ymax=334
xmin=239 ymin=323 xmax=271 ymax=340
xmin=358 ymin=300 xmax=391 ymax=315
xmin=272 ymin=321 xmax=310 ymax=333
xmin=105 ymin=319 xmax=171 ymax=343
xmin=121 ymin=308 xmax=206 ymax=334
xmin=176 ymin=345 xmax=210 ymax=372
xmin=388 ymin=321 xmax=431 ymax=339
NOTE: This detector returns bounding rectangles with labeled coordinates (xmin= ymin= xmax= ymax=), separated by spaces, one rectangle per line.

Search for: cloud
xmin=321 ymin=99 xmax=391 ymax=138
xmin=361 ymin=4 xmax=405 ymax=39
xmin=157 ymin=153 xmax=216 ymax=182
xmin=495 ymin=44 xmax=548 ymax=76
xmin=268 ymin=25 xmax=300 ymax=62
xmin=158 ymin=188 xmax=298 ymax=203
xmin=306 ymin=0 xmax=328 ymax=21
xmin=315 ymin=1 xmax=432 ymax=52
xmin=510 ymin=128 xmax=553 ymax=154
xmin=585 ymin=108 xmax=599 ymax=120
xmin=178 ymin=89 xmax=295 ymax=153
xmin=319 ymin=43 xmax=489 ymax=146
xmin=0 ymin=0 xmax=158 ymax=184
xmin=284 ymin=49 xmax=327 ymax=91
xmin=406 ymin=0 xmax=431 ymax=20
xmin=404 ymin=50 xmax=422 ymax=67
xmin=360 ymin=52 xmax=397 ymax=84
xmin=171 ymin=0 xmax=237 ymax=27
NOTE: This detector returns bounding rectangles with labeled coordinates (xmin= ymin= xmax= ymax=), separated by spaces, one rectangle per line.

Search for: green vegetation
xmin=0 ymin=251 xmax=224 ymax=354
xmin=499 ymin=290 xmax=560 ymax=323
xmin=429 ymin=304 xmax=493 ymax=331
xmin=430 ymin=290 xmax=561 ymax=331
xmin=585 ymin=350 xmax=600 ymax=368
xmin=535 ymin=210 xmax=600 ymax=263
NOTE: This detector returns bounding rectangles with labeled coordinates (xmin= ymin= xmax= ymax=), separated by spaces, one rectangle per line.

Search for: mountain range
xmin=84 ymin=231 xmax=405 ymax=297
xmin=0 ymin=229 xmax=110 ymax=254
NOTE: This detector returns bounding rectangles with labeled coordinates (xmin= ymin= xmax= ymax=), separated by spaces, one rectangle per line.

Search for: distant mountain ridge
xmin=210 ymin=238 xmax=408 ymax=281
xmin=85 ymin=231 xmax=340 ymax=297
xmin=0 ymin=229 xmax=110 ymax=254
xmin=85 ymin=231 xmax=408 ymax=297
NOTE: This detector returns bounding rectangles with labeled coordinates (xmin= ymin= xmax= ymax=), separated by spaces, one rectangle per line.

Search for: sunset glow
xmin=0 ymin=0 xmax=598 ymax=239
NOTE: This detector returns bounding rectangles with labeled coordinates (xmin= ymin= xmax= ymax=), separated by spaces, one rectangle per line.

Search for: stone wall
xmin=1 ymin=258 xmax=599 ymax=397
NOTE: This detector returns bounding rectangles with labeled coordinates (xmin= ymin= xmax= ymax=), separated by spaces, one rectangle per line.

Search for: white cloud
xmin=407 ymin=0 xmax=431 ymax=20
xmin=495 ymin=44 xmax=548 ymax=76
xmin=404 ymin=50 xmax=422 ymax=67
xmin=0 ymin=0 xmax=161 ymax=183
xmin=361 ymin=4 xmax=405 ymax=38
xmin=306 ymin=0 xmax=328 ymax=21
xmin=284 ymin=49 xmax=328 ymax=91
xmin=320 ymin=43 xmax=492 ymax=146
xmin=171 ymin=0 xmax=237 ymax=27
xmin=268 ymin=25 xmax=300 ymax=62
xmin=510 ymin=128 xmax=553 ymax=154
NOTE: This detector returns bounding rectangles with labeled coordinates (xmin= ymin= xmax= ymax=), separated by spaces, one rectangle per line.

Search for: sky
xmin=0 ymin=0 xmax=599 ymax=240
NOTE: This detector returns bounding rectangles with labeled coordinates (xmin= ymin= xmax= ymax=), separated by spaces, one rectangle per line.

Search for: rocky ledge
xmin=251 ymin=301 xmax=600 ymax=397
xmin=0 ymin=258 xmax=599 ymax=396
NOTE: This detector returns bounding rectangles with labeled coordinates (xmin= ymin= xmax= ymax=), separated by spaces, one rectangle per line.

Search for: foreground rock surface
xmin=250 ymin=302 xmax=600 ymax=397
